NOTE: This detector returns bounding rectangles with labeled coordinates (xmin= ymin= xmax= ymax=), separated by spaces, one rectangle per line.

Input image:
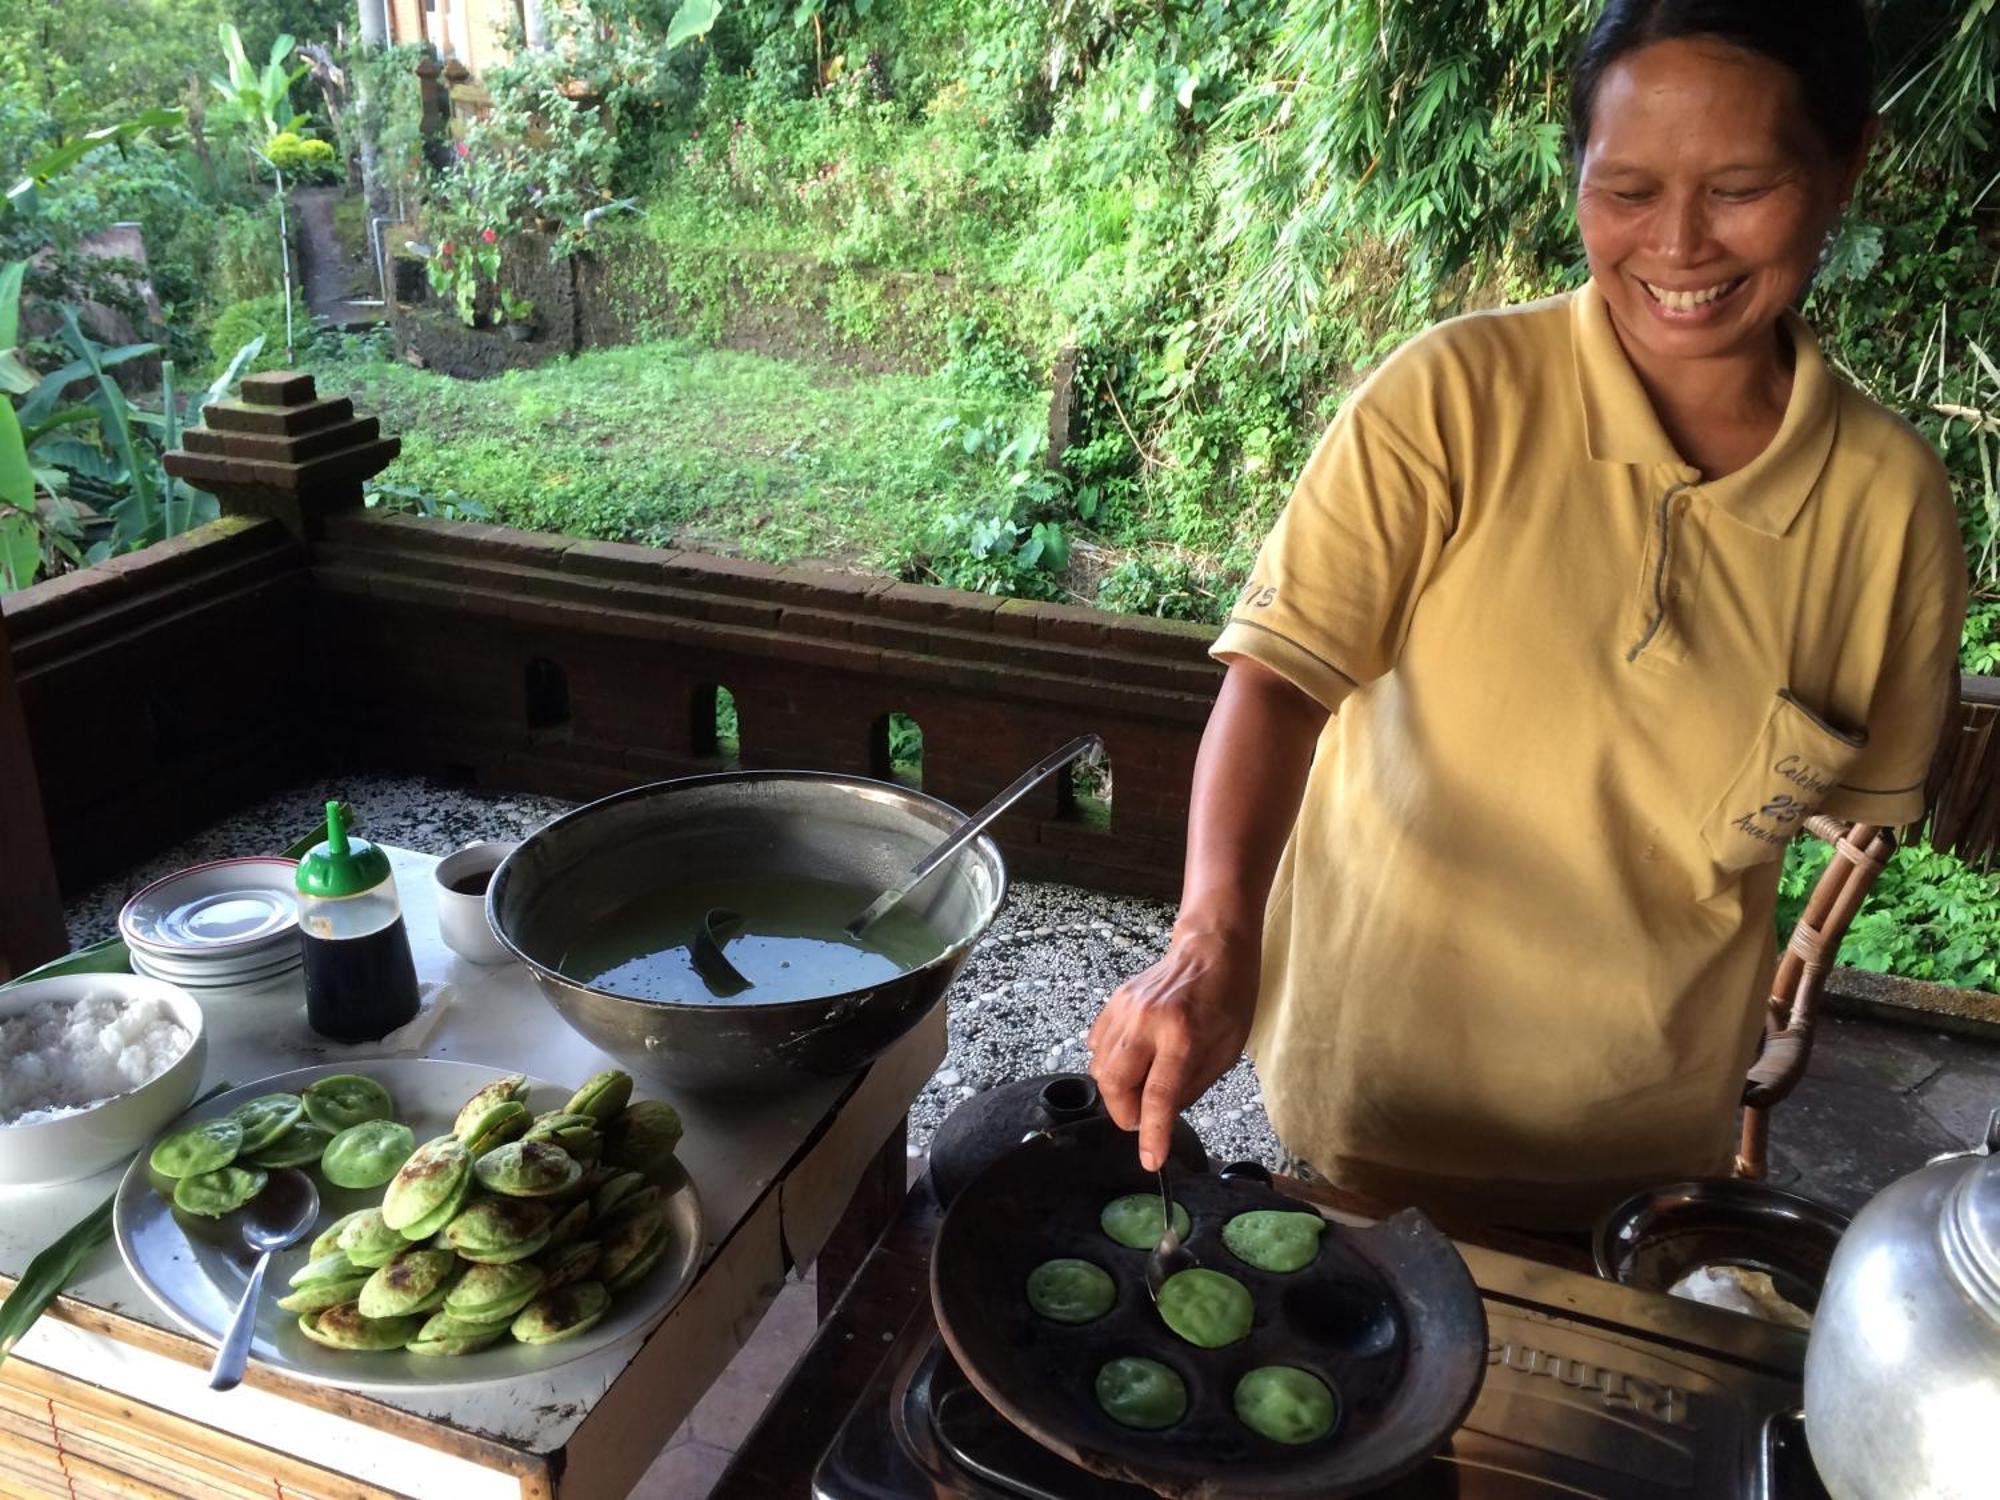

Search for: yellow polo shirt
xmin=1214 ymin=281 xmax=1967 ymax=1228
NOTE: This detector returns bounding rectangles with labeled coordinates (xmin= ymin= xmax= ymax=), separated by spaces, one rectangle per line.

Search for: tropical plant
xmin=208 ymin=24 xmax=308 ymax=147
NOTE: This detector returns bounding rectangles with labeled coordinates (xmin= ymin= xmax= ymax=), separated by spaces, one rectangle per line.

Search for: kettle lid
xmin=1941 ymin=1109 xmax=2000 ymax=1318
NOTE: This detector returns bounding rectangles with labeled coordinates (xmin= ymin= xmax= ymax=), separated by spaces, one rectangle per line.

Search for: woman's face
xmin=1575 ymin=37 xmax=1868 ymax=371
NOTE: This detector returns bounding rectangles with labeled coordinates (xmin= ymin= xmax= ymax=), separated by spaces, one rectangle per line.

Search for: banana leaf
xmin=0 ymin=259 xmax=24 ymax=348
xmin=0 ymin=1080 xmax=229 ymax=1366
xmin=0 ymin=936 xmax=129 ymax=991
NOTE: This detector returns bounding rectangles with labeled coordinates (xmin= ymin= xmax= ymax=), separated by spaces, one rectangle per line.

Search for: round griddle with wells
xmin=931 ymin=1122 xmax=1486 ymax=1499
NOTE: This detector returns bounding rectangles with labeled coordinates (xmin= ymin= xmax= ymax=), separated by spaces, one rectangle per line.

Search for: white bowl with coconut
xmin=0 ymin=975 xmax=206 ymax=1187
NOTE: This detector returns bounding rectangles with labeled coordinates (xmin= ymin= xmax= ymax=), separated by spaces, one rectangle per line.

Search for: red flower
xmin=441 ymin=241 xmax=456 ymax=256
xmin=454 ymin=141 xmax=470 ymax=159
xmin=481 ymin=228 xmax=497 ymax=244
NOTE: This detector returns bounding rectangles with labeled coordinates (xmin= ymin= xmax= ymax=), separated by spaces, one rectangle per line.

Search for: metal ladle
xmin=847 ymin=734 xmax=1105 ymax=939
xmin=209 ymin=1168 xmax=320 ymax=1391
xmin=688 ymin=736 xmax=1104 ymax=995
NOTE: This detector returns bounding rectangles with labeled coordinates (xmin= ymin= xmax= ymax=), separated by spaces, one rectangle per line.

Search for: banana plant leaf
xmin=0 ymin=260 xmax=23 ymax=348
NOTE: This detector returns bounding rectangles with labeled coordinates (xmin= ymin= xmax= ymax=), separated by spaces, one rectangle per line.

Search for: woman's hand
xmin=1088 ymin=928 xmax=1261 ymax=1171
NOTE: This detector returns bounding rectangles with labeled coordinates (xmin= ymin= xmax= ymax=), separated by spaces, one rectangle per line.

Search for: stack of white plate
xmin=119 ymin=857 xmax=303 ymax=998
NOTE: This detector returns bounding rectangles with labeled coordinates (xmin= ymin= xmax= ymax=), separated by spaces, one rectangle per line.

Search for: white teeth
xmin=1644 ymin=279 xmax=1736 ymax=311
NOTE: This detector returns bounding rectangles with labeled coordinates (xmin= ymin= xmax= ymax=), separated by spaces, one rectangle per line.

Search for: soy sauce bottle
xmin=297 ymin=801 xmax=420 ymax=1042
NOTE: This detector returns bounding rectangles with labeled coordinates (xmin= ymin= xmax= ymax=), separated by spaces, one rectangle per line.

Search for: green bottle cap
xmin=295 ymin=800 xmax=392 ymax=898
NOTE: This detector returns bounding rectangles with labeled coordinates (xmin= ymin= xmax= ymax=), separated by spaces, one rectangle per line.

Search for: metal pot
xmin=1803 ymin=1107 xmax=2000 ymax=1498
xmin=488 ymin=772 xmax=1006 ymax=1095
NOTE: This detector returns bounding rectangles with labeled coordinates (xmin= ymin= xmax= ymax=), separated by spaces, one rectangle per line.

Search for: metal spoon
xmin=208 ymin=1168 xmax=320 ymax=1391
xmin=847 ymin=735 xmax=1104 ymax=939
xmin=1144 ymin=1165 xmax=1195 ymax=1302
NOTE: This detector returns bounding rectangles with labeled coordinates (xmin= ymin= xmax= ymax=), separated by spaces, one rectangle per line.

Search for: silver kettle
xmin=1804 ymin=1107 xmax=2000 ymax=1498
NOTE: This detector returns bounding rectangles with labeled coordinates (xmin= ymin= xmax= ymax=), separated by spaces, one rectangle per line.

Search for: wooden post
xmin=0 ymin=603 xmax=67 ymax=980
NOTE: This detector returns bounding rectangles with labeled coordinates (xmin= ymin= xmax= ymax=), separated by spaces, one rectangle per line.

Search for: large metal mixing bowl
xmin=486 ymin=772 xmax=1007 ymax=1094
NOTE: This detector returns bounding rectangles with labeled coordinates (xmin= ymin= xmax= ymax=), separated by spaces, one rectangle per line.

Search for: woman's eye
xmin=1713 ymin=185 xmax=1772 ymax=203
xmin=1612 ymin=189 xmax=1654 ymax=205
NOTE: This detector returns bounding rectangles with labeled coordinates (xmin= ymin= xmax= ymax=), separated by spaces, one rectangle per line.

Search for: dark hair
xmin=1568 ymin=0 xmax=1874 ymax=162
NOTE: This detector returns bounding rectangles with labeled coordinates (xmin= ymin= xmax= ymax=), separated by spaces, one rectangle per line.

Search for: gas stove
xmin=813 ymin=1235 xmax=1829 ymax=1499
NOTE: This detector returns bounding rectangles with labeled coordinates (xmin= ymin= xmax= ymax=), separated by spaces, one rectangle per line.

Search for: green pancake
xmin=246 ymin=1120 xmax=335 ymax=1169
xmin=337 ymin=1207 xmax=413 ymax=1269
xmin=511 ymin=1281 xmax=611 ymax=1345
xmin=172 ymin=1165 xmax=267 ymax=1219
xmin=406 ymin=1311 xmax=510 ymax=1357
xmin=1094 ymin=1357 xmax=1188 ymax=1430
xmin=149 ymin=1118 xmax=242 ymax=1179
xmin=357 ymin=1248 xmax=462 ymax=1319
xmin=227 ymin=1093 xmax=305 ymax=1153
xmin=301 ymin=1074 xmax=396 ymax=1132
xmin=300 ymin=1302 xmax=422 ymax=1351
xmin=1156 ymin=1267 xmax=1254 ymax=1348
xmin=276 ymin=1250 xmax=370 ymax=1315
xmin=1222 ymin=1210 xmax=1329 ymax=1274
xmin=1025 ymin=1259 xmax=1117 ymax=1324
xmin=322 ymin=1120 xmax=417 ymax=1190
xmin=1100 ymin=1194 xmax=1192 ymax=1251
xmin=310 ymin=1209 xmax=369 ymax=1261
xmin=564 ymin=1069 xmax=633 ymax=1124
xmin=381 ymin=1136 xmax=472 ymax=1233
xmin=1233 ymin=1366 xmax=1338 ymax=1444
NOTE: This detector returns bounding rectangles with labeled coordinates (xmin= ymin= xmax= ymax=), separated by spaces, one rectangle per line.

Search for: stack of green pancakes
xmin=156 ymin=1067 xmax=686 ymax=1359
xmin=1020 ymin=1192 xmax=1342 ymax=1446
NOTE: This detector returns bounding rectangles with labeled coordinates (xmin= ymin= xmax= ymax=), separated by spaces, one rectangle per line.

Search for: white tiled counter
xmin=2 ymin=847 xmax=943 ymax=1500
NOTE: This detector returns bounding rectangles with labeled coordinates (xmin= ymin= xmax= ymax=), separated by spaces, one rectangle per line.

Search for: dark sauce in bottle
xmin=302 ymin=916 xmax=421 ymax=1042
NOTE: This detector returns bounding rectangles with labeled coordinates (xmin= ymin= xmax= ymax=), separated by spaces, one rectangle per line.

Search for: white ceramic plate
xmin=120 ymin=859 xmax=300 ymax=958
xmin=128 ymin=956 xmax=302 ymax=1006
xmin=114 ymin=1059 xmax=703 ymax=1392
xmin=129 ymin=942 xmax=301 ymax=984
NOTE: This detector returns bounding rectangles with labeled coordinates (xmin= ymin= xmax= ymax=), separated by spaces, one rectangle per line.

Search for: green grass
xmin=322 ymin=340 xmax=1016 ymax=569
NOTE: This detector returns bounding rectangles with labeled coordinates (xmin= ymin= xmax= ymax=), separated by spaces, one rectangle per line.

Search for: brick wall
xmin=1 ymin=517 xmax=313 ymax=889
xmin=310 ymin=512 xmax=1222 ymax=895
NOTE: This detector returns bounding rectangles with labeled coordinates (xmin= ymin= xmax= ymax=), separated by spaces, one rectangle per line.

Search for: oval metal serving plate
xmin=114 ymin=1059 xmax=703 ymax=1392
xmin=931 ymin=1122 xmax=1485 ymax=1499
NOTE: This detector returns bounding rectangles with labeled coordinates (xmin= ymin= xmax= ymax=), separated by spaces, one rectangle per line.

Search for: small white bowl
xmin=435 ymin=841 xmax=521 ymax=965
xmin=0 ymin=975 xmax=208 ymax=1187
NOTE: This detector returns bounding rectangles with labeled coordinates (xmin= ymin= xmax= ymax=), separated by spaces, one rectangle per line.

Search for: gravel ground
xmin=64 ymin=775 xmax=1284 ymax=1166
xmin=902 ymin=882 xmax=1281 ymax=1168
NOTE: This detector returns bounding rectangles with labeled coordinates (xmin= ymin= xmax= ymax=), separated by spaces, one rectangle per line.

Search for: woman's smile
xmin=1635 ymin=272 xmax=1750 ymax=321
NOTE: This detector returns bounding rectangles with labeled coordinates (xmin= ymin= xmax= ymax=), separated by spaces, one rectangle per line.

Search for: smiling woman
xmin=1086 ymin=0 xmax=1972 ymax=1232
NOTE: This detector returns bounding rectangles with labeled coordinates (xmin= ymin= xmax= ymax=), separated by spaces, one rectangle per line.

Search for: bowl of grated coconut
xmin=0 ymin=975 xmax=206 ymax=1187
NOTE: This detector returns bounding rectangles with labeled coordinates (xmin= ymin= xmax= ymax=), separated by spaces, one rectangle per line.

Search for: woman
xmin=1087 ymin=0 xmax=1968 ymax=1230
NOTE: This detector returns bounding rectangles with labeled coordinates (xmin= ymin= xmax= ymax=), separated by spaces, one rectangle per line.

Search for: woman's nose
xmin=1653 ymin=189 xmax=1713 ymax=265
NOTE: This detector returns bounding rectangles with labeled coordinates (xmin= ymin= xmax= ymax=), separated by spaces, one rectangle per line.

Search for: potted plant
xmin=499 ymin=290 xmax=537 ymax=342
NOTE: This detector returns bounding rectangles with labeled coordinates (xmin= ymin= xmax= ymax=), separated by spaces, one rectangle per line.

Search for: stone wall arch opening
xmin=692 ymin=683 xmax=741 ymax=764
xmin=869 ymin=711 xmax=923 ymax=789
xmin=1059 ymin=744 xmax=1113 ymax=830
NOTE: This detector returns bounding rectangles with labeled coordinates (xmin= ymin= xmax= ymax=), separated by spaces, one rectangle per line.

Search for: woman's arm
xmin=1087 ymin=656 xmax=1329 ymax=1170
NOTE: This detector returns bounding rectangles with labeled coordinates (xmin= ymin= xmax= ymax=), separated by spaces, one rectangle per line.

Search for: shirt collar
xmin=1570 ymin=279 xmax=1837 ymax=537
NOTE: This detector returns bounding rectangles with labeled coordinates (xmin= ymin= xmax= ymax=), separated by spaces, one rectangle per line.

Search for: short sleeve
xmin=1819 ymin=484 xmax=1969 ymax=827
xmin=1211 ymin=397 xmax=1455 ymax=712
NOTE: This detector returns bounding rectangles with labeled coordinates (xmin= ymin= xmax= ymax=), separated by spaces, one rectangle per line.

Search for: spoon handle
xmin=848 ymin=734 xmax=1103 ymax=938
xmin=208 ymin=1249 xmax=273 ymax=1392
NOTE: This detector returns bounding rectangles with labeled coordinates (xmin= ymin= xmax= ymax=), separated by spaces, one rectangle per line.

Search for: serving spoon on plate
xmin=208 ymin=1168 xmax=319 ymax=1391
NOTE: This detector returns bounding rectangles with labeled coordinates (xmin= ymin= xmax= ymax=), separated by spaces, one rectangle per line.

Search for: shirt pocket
xmin=1696 ymin=689 xmax=1866 ymax=892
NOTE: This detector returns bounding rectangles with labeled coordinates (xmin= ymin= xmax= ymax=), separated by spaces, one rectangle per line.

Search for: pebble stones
xmin=908 ymin=881 xmax=1282 ymax=1172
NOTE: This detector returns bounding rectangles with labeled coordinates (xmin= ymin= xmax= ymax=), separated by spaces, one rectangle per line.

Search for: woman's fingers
xmin=1091 ymin=1006 xmax=1153 ymax=1132
xmin=1138 ymin=1033 xmax=1193 ymax=1171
